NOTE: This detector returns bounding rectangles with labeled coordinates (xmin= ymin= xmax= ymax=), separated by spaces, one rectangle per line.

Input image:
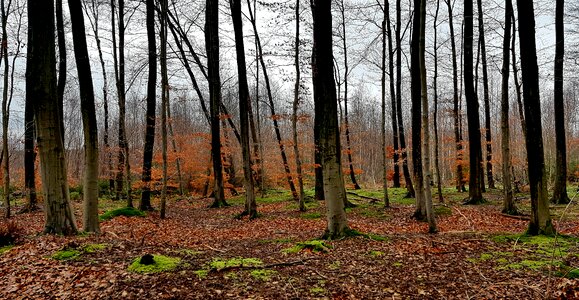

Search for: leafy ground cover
xmin=1 ymin=187 xmax=579 ymax=299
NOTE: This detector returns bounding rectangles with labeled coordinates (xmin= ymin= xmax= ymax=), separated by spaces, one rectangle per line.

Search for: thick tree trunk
xmin=231 ymin=0 xmax=257 ymax=218
xmin=68 ymin=0 xmax=100 ymax=233
xmin=419 ymin=0 xmax=437 ymax=233
xmin=477 ymin=0 xmax=495 ymax=189
xmin=516 ymin=0 xmax=555 ymax=235
xmin=139 ymin=0 xmax=157 ymax=211
xmin=411 ymin=0 xmax=426 ymax=220
xmin=396 ymin=0 xmax=414 ymax=198
xmin=463 ymin=0 xmax=484 ymax=204
xmin=27 ymin=0 xmax=77 ymax=235
xmin=23 ymin=88 xmax=38 ymax=212
xmin=445 ymin=0 xmax=465 ymax=193
xmin=247 ymin=0 xmax=298 ymax=201
xmin=56 ymin=0 xmax=66 ymax=141
xmin=432 ymin=0 xmax=443 ymax=203
xmin=551 ymin=0 xmax=569 ymax=205
xmin=206 ymin=0 xmax=227 ymax=207
xmin=500 ymin=0 xmax=517 ymax=215
xmin=312 ymin=0 xmax=348 ymax=239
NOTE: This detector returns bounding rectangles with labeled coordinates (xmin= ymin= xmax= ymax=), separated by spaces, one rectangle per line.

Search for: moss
xmin=505 ymin=260 xmax=559 ymax=270
xmin=0 ymin=245 xmax=14 ymax=255
xmin=479 ymin=253 xmax=493 ymax=261
xmin=127 ymin=254 xmax=181 ymax=273
xmin=496 ymin=258 xmax=508 ymax=264
xmin=566 ymin=269 xmax=579 ymax=279
xmin=209 ymin=257 xmax=262 ymax=271
xmin=100 ymin=207 xmax=146 ymax=221
xmin=434 ymin=206 xmax=452 ymax=216
xmin=52 ymin=249 xmax=82 ymax=260
xmin=250 ymin=269 xmax=276 ymax=281
xmin=83 ymin=243 xmax=107 ymax=253
xmin=301 ymin=212 xmax=322 ymax=219
xmin=369 ymin=250 xmax=384 ymax=257
xmin=392 ymin=262 xmax=403 ymax=267
xmin=328 ymin=261 xmax=341 ymax=270
xmin=69 ymin=191 xmax=82 ymax=201
xmin=310 ymin=287 xmax=326 ymax=295
xmin=194 ymin=269 xmax=208 ymax=279
xmin=283 ymin=240 xmax=332 ymax=254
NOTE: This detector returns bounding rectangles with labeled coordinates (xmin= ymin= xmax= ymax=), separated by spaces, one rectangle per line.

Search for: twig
xmin=499 ymin=213 xmax=530 ymax=221
xmin=203 ymin=244 xmax=226 ymax=253
xmin=346 ymin=191 xmax=380 ymax=203
xmin=452 ymin=207 xmax=474 ymax=231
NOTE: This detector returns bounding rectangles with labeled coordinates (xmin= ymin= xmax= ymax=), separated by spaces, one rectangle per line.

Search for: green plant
xmin=100 ymin=207 xmax=146 ymax=221
xmin=0 ymin=245 xmax=14 ymax=255
xmin=52 ymin=249 xmax=82 ymax=260
xmin=127 ymin=254 xmax=181 ymax=273
xmin=250 ymin=269 xmax=276 ymax=281
xmin=301 ymin=212 xmax=322 ymax=219
xmin=283 ymin=240 xmax=332 ymax=254
xmin=209 ymin=257 xmax=262 ymax=271
xmin=69 ymin=191 xmax=82 ymax=201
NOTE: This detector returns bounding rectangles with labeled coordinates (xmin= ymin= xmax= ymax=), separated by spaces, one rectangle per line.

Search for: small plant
xmin=100 ymin=207 xmax=146 ymax=221
xmin=127 ymin=254 xmax=181 ymax=273
xmin=69 ymin=191 xmax=82 ymax=201
xmin=283 ymin=240 xmax=332 ymax=254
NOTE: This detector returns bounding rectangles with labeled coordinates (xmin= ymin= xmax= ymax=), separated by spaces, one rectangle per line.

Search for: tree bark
xmin=463 ymin=0 xmax=484 ymax=204
xmin=68 ymin=0 xmax=100 ymax=233
xmin=159 ymin=0 xmax=169 ymax=219
xmin=516 ymin=0 xmax=555 ymax=235
xmin=139 ymin=0 xmax=157 ymax=211
xmin=411 ymin=0 xmax=426 ymax=220
xmin=419 ymin=0 xmax=437 ymax=233
xmin=477 ymin=0 xmax=495 ymax=189
xmin=381 ymin=0 xmax=390 ymax=207
xmin=396 ymin=0 xmax=414 ymax=198
xmin=551 ymin=0 xmax=569 ymax=205
xmin=511 ymin=17 xmax=526 ymax=141
xmin=1 ymin=0 xmax=11 ymax=218
xmin=55 ymin=0 xmax=66 ymax=141
xmin=27 ymin=0 xmax=77 ymax=235
xmin=206 ymin=0 xmax=227 ymax=207
xmin=432 ymin=0 xmax=443 ymax=203
xmin=500 ymin=0 xmax=517 ymax=215
xmin=231 ymin=0 xmax=257 ymax=218
xmin=312 ymin=0 xmax=348 ymax=239
xmin=23 ymin=82 xmax=38 ymax=212
xmin=292 ymin=0 xmax=306 ymax=212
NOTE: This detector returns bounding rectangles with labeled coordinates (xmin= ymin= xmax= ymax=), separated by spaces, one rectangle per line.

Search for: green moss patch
xmin=100 ymin=207 xmax=146 ymax=221
xmin=300 ymin=212 xmax=322 ymax=219
xmin=434 ymin=206 xmax=452 ymax=216
xmin=0 ymin=245 xmax=14 ymax=255
xmin=194 ymin=269 xmax=209 ymax=279
xmin=209 ymin=257 xmax=262 ymax=271
xmin=250 ymin=269 xmax=277 ymax=281
xmin=283 ymin=240 xmax=332 ymax=254
xmin=52 ymin=249 xmax=82 ymax=260
xmin=127 ymin=254 xmax=181 ymax=273
xmin=369 ymin=250 xmax=384 ymax=257
xmin=83 ymin=243 xmax=108 ymax=253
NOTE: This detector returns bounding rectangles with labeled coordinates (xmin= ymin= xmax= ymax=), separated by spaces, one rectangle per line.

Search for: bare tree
xmin=293 ymin=0 xmax=306 ymax=211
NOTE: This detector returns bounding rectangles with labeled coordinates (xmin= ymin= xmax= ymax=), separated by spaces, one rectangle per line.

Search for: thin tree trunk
xmin=511 ymin=17 xmax=526 ymax=140
xmin=477 ymin=0 xmax=495 ymax=189
xmin=551 ymin=0 xmax=569 ymax=204
xmin=246 ymin=0 xmax=298 ymax=201
xmin=28 ymin=0 xmax=77 ymax=235
xmin=516 ymin=0 xmax=554 ymax=235
xmin=23 ymin=81 xmax=38 ymax=212
xmin=396 ymin=0 xmax=414 ymax=198
xmin=292 ymin=0 xmax=305 ymax=212
xmin=68 ymin=0 xmax=100 ymax=233
xmin=385 ymin=0 xmax=399 ymax=190
xmin=445 ymin=0 xmax=465 ymax=192
xmin=381 ymin=1 xmax=390 ymax=207
xmin=231 ymin=0 xmax=257 ymax=218
xmin=139 ymin=0 xmax=157 ymax=211
xmin=166 ymin=96 xmax=184 ymax=195
xmin=160 ymin=0 xmax=168 ymax=219
xmin=56 ymin=0 xmax=66 ymax=141
xmin=500 ymin=0 xmax=517 ymax=215
xmin=206 ymin=0 xmax=227 ymax=207
xmin=463 ymin=0 xmax=484 ymax=204
xmin=432 ymin=0 xmax=443 ymax=203
xmin=1 ymin=0 xmax=11 ymax=218
xmin=411 ymin=0 xmax=426 ymax=220
xmin=419 ymin=0 xmax=437 ymax=233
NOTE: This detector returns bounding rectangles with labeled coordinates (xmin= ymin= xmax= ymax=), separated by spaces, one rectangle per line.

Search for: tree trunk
xmin=516 ymin=0 xmax=555 ymax=235
xmin=385 ymin=0 xmax=399 ymax=191
xmin=463 ymin=0 xmax=484 ymax=204
xmin=159 ymin=0 xmax=168 ymax=219
xmin=23 ymin=84 xmax=38 ymax=212
xmin=231 ymin=0 xmax=257 ymax=218
xmin=139 ymin=0 xmax=157 ymax=211
xmin=312 ymin=0 xmax=348 ymax=239
xmin=445 ymin=0 xmax=465 ymax=193
xmin=68 ymin=0 xmax=100 ymax=233
xmin=396 ymin=0 xmax=414 ymax=198
xmin=246 ymin=0 xmax=298 ymax=201
xmin=27 ymin=0 xmax=77 ymax=235
xmin=206 ymin=0 xmax=227 ymax=207
xmin=500 ymin=0 xmax=517 ymax=215
xmin=1 ymin=0 xmax=11 ymax=218
xmin=511 ymin=17 xmax=526 ymax=140
xmin=551 ymin=0 xmax=569 ymax=205
xmin=419 ymin=0 xmax=437 ymax=233
xmin=432 ymin=0 xmax=443 ymax=203
xmin=292 ymin=0 xmax=306 ymax=212
xmin=477 ymin=0 xmax=495 ymax=189
xmin=56 ymin=0 xmax=66 ymax=141
xmin=381 ymin=0 xmax=390 ymax=207
xmin=411 ymin=0 xmax=426 ymax=220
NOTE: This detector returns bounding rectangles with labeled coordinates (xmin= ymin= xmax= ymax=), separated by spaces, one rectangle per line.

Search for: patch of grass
xmin=127 ymin=254 xmax=181 ymax=273
xmin=100 ymin=207 xmax=146 ymax=221
xmin=283 ymin=240 xmax=332 ymax=254
xmin=310 ymin=287 xmax=326 ymax=295
xmin=0 ymin=245 xmax=14 ymax=255
xmin=250 ymin=269 xmax=277 ymax=281
xmin=194 ymin=269 xmax=208 ymax=279
xmin=209 ymin=257 xmax=263 ymax=271
xmin=258 ymin=237 xmax=293 ymax=244
xmin=369 ymin=250 xmax=384 ymax=257
xmin=479 ymin=253 xmax=493 ymax=261
xmin=504 ymin=260 xmax=559 ymax=270
xmin=52 ymin=249 xmax=82 ymax=260
xmin=83 ymin=243 xmax=107 ymax=253
xmin=301 ymin=212 xmax=322 ymax=219
xmin=287 ymin=199 xmax=319 ymax=210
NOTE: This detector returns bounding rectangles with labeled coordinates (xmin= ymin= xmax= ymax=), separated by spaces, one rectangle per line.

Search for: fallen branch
xmin=346 ymin=192 xmax=380 ymax=203
xmin=499 ymin=213 xmax=530 ymax=221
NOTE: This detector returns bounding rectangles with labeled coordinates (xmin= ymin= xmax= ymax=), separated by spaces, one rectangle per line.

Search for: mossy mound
xmin=283 ymin=240 xmax=332 ymax=254
xmin=100 ymin=207 xmax=146 ymax=221
xmin=128 ymin=254 xmax=181 ymax=273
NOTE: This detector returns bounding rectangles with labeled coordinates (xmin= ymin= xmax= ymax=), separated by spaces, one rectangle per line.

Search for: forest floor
xmin=2 ymin=186 xmax=579 ymax=299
